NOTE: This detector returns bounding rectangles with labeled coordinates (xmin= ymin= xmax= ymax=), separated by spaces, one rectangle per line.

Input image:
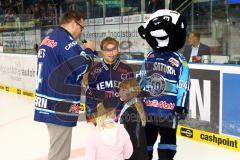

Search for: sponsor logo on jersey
xmin=153 ymin=62 xmax=176 ymax=75
xmin=145 ymin=73 xmax=166 ymax=96
xmin=65 ymin=41 xmax=78 ymax=50
xmin=169 ymin=57 xmax=179 ymax=67
xmin=105 ymin=90 xmax=119 ymax=98
xmin=96 ymin=80 xmax=120 ymax=90
xmin=69 ymin=104 xmax=80 ymax=113
xmin=41 ymin=36 xmax=57 ymax=48
xmin=180 ymin=127 xmax=193 ymax=138
xmin=145 ymin=100 xmax=175 ymax=109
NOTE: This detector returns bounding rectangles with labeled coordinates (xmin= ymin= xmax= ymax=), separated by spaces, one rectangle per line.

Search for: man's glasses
xmin=75 ymin=20 xmax=84 ymax=31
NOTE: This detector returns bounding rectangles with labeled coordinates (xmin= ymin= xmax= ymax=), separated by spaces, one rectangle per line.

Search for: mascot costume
xmin=138 ymin=9 xmax=190 ymax=160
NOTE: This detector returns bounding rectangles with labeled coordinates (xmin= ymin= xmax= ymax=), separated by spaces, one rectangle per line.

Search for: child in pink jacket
xmin=85 ymin=102 xmax=133 ymax=160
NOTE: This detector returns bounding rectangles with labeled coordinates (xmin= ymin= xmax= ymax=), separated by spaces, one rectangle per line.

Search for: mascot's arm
xmin=138 ymin=59 xmax=147 ymax=89
xmin=176 ymin=60 xmax=190 ymax=119
xmin=137 ymin=59 xmax=151 ymax=98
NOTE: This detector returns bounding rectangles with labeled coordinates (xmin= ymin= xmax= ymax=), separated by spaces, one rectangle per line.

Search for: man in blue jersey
xmin=138 ymin=10 xmax=190 ymax=160
xmin=34 ymin=10 xmax=96 ymax=160
xmin=85 ymin=37 xmax=133 ymax=122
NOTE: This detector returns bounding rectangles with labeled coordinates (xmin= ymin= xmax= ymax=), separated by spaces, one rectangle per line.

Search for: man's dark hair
xmin=60 ymin=10 xmax=84 ymax=25
xmin=188 ymin=31 xmax=200 ymax=40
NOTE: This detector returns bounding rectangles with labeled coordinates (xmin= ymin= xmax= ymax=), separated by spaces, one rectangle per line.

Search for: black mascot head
xmin=138 ymin=9 xmax=187 ymax=52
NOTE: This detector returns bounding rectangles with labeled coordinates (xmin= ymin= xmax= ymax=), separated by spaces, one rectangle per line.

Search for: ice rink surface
xmin=1 ymin=90 xmax=240 ymax=160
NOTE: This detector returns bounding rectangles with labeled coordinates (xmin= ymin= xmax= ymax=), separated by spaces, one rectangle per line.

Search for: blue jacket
xmin=140 ymin=50 xmax=190 ymax=128
xmin=86 ymin=59 xmax=133 ymax=118
xmin=34 ymin=27 xmax=95 ymax=127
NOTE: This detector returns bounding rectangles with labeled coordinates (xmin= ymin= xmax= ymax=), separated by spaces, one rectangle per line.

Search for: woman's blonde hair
xmin=93 ymin=102 xmax=115 ymax=129
xmin=120 ymin=78 xmax=146 ymax=126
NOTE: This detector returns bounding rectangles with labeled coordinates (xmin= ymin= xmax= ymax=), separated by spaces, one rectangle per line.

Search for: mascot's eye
xmin=163 ymin=16 xmax=170 ymax=21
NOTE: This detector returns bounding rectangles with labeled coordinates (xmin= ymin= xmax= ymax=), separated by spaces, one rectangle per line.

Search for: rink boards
xmin=177 ymin=125 xmax=240 ymax=152
xmin=1 ymin=53 xmax=240 ymax=152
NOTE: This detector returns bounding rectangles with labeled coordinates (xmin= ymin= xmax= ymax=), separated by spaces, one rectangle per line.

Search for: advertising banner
xmin=0 ymin=54 xmax=37 ymax=91
xmin=177 ymin=125 xmax=240 ymax=152
xmin=105 ymin=16 xmax=122 ymax=24
xmin=180 ymin=68 xmax=220 ymax=133
xmin=222 ymin=73 xmax=240 ymax=137
xmin=0 ymin=29 xmax=41 ymax=52
xmin=82 ymin=23 xmax=148 ymax=54
xmin=0 ymin=20 xmax=36 ymax=29
xmin=122 ymin=14 xmax=142 ymax=23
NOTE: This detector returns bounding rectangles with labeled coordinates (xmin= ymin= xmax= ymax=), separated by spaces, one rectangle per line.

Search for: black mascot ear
xmin=138 ymin=25 xmax=146 ymax=39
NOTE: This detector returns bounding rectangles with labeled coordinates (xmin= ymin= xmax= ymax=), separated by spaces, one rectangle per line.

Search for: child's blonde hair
xmin=120 ymin=78 xmax=146 ymax=126
xmin=100 ymin=37 xmax=119 ymax=50
xmin=93 ymin=102 xmax=116 ymax=129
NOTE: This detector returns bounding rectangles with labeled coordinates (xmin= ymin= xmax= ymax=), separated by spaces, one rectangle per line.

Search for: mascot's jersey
xmin=86 ymin=59 xmax=133 ymax=116
xmin=140 ymin=50 xmax=190 ymax=128
xmin=34 ymin=27 xmax=94 ymax=127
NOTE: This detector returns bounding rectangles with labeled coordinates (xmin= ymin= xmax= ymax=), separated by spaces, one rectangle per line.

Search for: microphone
xmin=81 ymin=39 xmax=99 ymax=57
xmin=82 ymin=39 xmax=87 ymax=43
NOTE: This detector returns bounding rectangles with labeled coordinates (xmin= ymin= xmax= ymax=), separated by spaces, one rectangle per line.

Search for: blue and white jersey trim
xmin=36 ymin=93 xmax=80 ymax=103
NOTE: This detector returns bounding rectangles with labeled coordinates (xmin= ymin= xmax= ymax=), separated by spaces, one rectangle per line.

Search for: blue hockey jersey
xmin=34 ymin=27 xmax=95 ymax=127
xmin=86 ymin=58 xmax=133 ymax=118
xmin=140 ymin=50 xmax=190 ymax=128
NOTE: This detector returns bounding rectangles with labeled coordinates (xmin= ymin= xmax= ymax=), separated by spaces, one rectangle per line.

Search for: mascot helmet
xmin=138 ymin=9 xmax=187 ymax=52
